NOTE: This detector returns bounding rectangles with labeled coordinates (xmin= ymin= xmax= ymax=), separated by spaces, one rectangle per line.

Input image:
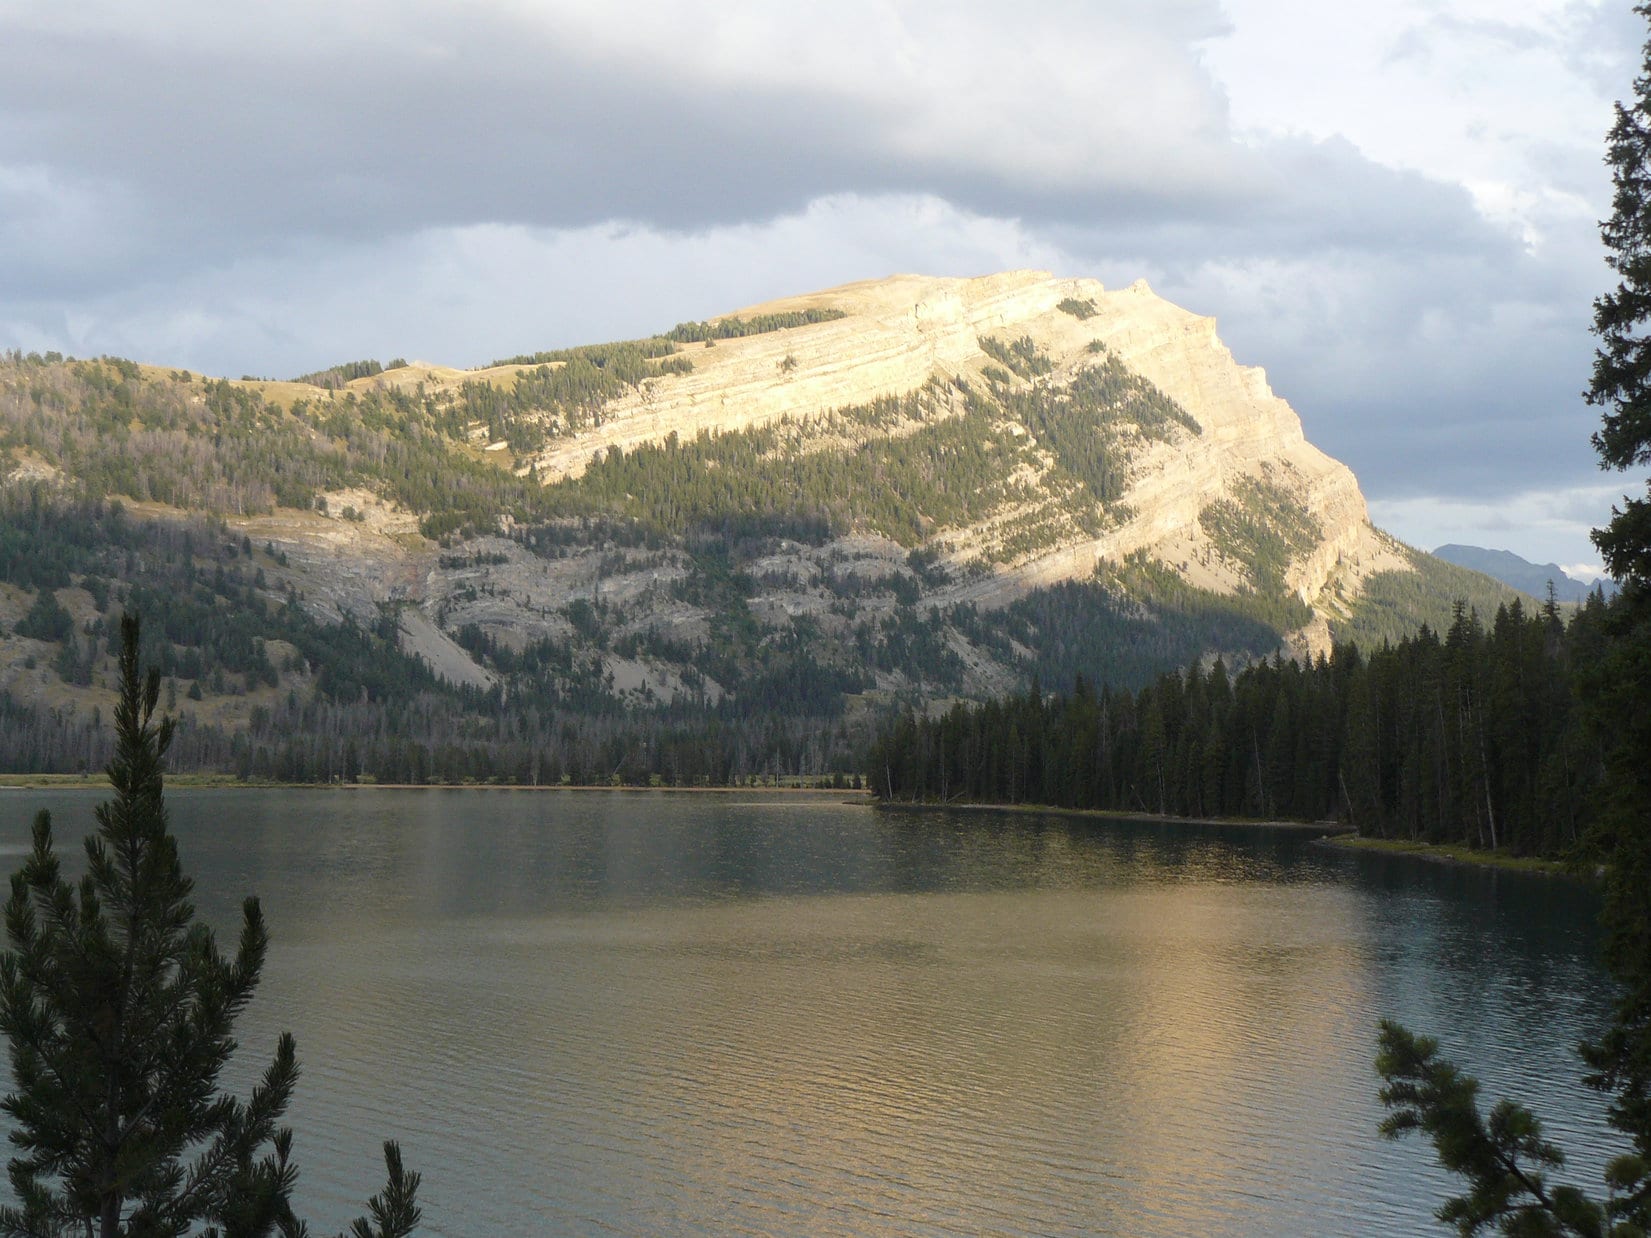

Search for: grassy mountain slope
xmin=1332 ymin=537 xmax=1528 ymax=649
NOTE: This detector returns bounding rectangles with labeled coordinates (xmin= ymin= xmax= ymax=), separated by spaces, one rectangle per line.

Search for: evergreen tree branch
xmin=0 ymin=615 xmax=421 ymax=1236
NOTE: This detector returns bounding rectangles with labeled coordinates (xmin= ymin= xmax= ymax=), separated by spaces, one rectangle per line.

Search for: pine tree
xmin=1578 ymin=0 xmax=1651 ymax=1216
xmin=1375 ymin=5 xmax=1651 ymax=1231
xmin=1591 ymin=3 xmax=1651 ymax=585
xmin=0 ymin=615 xmax=420 ymax=1237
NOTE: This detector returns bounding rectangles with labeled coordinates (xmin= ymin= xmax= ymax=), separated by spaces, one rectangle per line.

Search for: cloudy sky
xmin=0 ymin=1 xmax=1641 ymax=576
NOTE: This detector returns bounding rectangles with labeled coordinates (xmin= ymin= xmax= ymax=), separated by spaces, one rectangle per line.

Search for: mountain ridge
xmin=0 ymin=271 xmax=1521 ymax=780
xmin=1431 ymin=543 xmax=1613 ymax=604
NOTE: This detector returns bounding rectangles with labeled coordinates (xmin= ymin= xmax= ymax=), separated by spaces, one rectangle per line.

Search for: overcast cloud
xmin=0 ymin=0 xmax=1635 ymax=574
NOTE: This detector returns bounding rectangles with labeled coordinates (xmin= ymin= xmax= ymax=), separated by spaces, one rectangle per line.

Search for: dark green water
xmin=0 ymin=789 xmax=1615 ymax=1236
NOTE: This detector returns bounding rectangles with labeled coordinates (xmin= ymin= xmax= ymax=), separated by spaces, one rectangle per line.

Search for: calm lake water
xmin=0 ymin=788 xmax=1617 ymax=1236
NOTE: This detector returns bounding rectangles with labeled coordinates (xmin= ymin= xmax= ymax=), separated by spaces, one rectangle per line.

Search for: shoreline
xmin=3 ymin=778 xmax=1583 ymax=875
xmin=874 ymin=799 xmax=1353 ymax=834
xmin=877 ymin=801 xmax=1590 ymax=877
xmin=1316 ymin=833 xmax=1587 ymax=878
xmin=0 ymin=774 xmax=870 ymax=796
xmin=328 ymin=783 xmax=868 ymax=795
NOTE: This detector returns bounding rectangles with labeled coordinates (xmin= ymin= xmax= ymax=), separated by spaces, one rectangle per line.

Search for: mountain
xmin=1431 ymin=544 xmax=1615 ymax=604
xmin=0 ymin=271 xmax=1520 ymax=781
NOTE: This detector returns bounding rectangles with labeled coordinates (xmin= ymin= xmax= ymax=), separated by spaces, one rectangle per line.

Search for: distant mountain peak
xmin=1430 ymin=544 xmax=1613 ymax=603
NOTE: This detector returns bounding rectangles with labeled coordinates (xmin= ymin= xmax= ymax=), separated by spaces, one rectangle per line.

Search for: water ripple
xmin=0 ymin=791 xmax=1615 ymax=1236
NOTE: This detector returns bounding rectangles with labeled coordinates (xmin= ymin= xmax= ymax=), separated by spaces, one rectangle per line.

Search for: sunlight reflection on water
xmin=0 ymin=790 xmax=1614 ymax=1236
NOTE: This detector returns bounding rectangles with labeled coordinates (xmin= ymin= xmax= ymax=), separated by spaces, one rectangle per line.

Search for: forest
xmin=0 ymin=489 xmax=875 ymax=785
xmin=0 ymin=448 xmax=1530 ymax=791
xmin=0 ymin=481 xmax=1351 ymax=786
xmin=869 ymin=591 xmax=1613 ymax=858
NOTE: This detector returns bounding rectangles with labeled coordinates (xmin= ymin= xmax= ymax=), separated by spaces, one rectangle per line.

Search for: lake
xmin=0 ymin=788 xmax=1616 ymax=1236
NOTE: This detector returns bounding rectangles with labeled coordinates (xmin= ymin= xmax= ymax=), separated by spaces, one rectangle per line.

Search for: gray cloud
xmin=0 ymin=1 xmax=1505 ymax=286
xmin=1386 ymin=14 xmax=1554 ymax=65
xmin=0 ymin=196 xmax=1068 ymax=376
xmin=0 ymin=1 xmax=1631 ymax=568
xmin=1560 ymin=0 xmax=1646 ymax=92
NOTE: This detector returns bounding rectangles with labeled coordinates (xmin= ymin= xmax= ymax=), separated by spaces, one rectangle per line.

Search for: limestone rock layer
xmin=524 ymin=270 xmax=1401 ymax=641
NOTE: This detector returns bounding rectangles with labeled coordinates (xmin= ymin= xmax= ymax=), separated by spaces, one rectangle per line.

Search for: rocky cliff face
xmin=508 ymin=271 xmax=1401 ymax=643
